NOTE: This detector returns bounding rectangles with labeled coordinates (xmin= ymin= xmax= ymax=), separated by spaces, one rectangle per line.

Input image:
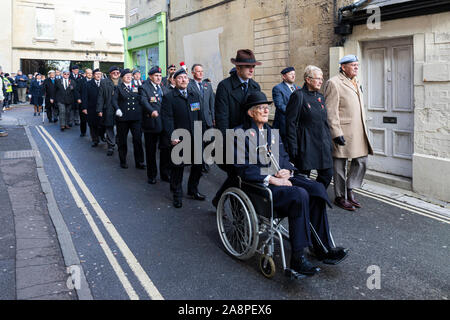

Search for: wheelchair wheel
xmin=259 ymin=254 xmax=276 ymax=278
xmin=217 ymin=187 xmax=259 ymax=260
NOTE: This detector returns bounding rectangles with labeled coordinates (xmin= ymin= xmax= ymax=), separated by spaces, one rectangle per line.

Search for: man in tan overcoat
xmin=324 ymin=55 xmax=373 ymax=211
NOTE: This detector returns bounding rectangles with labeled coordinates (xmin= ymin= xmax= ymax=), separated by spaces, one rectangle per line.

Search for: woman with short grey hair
xmin=285 ymin=65 xmax=334 ymax=188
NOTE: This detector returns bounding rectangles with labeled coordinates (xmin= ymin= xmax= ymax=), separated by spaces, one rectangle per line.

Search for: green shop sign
xmin=126 ymin=18 xmax=160 ymax=50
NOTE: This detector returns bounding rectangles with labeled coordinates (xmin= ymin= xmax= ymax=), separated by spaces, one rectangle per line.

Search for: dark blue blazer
xmin=233 ymin=121 xmax=295 ymax=184
xmin=272 ymin=82 xmax=299 ymax=139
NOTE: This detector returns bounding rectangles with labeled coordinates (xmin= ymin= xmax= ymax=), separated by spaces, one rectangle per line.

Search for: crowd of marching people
xmin=0 ymin=48 xmax=374 ymax=276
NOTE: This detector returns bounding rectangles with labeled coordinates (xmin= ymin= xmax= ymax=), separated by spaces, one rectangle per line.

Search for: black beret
xmin=229 ymin=67 xmax=236 ymax=75
xmin=108 ymin=66 xmax=120 ymax=73
xmin=148 ymin=66 xmax=162 ymax=75
xmin=167 ymin=64 xmax=176 ymax=69
xmin=93 ymin=68 xmax=101 ymax=74
xmin=281 ymin=67 xmax=295 ymax=74
xmin=132 ymin=69 xmax=141 ymax=75
xmin=173 ymin=68 xmax=187 ymax=79
xmin=120 ymin=68 xmax=132 ymax=77
xmin=71 ymin=65 xmax=79 ymax=70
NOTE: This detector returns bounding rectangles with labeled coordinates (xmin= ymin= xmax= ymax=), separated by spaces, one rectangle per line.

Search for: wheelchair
xmin=216 ymin=176 xmax=336 ymax=280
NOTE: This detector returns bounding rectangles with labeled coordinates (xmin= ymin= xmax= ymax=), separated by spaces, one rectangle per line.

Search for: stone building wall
xmin=341 ymin=12 xmax=450 ymax=201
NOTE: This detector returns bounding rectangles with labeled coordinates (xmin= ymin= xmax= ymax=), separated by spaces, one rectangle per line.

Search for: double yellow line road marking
xmin=35 ymin=125 xmax=164 ymax=300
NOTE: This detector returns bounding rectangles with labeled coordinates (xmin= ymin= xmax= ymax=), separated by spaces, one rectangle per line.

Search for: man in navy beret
xmin=139 ymin=65 xmax=171 ymax=184
xmin=272 ymin=66 xmax=299 ymax=144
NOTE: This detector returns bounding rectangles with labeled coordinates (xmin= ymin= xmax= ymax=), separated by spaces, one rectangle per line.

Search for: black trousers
xmin=170 ymin=164 xmax=203 ymax=200
xmin=298 ymin=167 xmax=333 ymax=189
xmin=116 ymin=120 xmax=144 ymax=165
xmin=45 ymin=101 xmax=57 ymax=122
xmin=143 ymin=132 xmax=171 ymax=180
xmin=79 ymin=109 xmax=87 ymax=135
xmin=270 ymin=176 xmax=333 ymax=254
xmin=89 ymin=124 xmax=100 ymax=143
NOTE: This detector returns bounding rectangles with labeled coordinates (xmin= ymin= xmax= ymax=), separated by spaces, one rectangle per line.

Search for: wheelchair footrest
xmin=284 ymin=268 xmax=307 ymax=280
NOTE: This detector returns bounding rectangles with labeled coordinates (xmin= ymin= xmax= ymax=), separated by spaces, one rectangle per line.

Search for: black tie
xmin=290 ymin=86 xmax=295 ymax=92
xmin=242 ymin=82 xmax=248 ymax=94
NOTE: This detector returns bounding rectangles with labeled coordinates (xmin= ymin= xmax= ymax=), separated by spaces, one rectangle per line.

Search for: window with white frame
xmin=106 ymin=15 xmax=125 ymax=44
xmin=73 ymin=11 xmax=92 ymax=42
xmin=36 ymin=7 xmax=55 ymax=39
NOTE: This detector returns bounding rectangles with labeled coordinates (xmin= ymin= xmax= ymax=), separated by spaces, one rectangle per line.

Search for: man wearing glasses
xmin=96 ymin=66 xmax=121 ymax=156
xmin=324 ymin=55 xmax=373 ymax=211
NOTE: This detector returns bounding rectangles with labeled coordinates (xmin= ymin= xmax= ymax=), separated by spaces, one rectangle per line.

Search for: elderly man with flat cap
xmin=324 ymin=55 xmax=373 ymax=211
xmin=161 ymin=68 xmax=204 ymax=208
xmin=97 ymin=66 xmax=121 ymax=156
xmin=272 ymin=66 xmax=299 ymax=144
xmin=140 ymin=66 xmax=171 ymax=184
xmin=212 ymin=49 xmax=262 ymax=207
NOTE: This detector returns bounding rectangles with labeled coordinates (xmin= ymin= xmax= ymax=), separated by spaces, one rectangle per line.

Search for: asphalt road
xmin=6 ymin=105 xmax=449 ymax=300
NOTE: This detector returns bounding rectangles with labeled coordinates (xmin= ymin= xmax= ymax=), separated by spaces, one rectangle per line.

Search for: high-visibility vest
xmin=3 ymin=77 xmax=12 ymax=93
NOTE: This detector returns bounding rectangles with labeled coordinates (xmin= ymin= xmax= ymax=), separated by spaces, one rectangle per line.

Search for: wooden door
xmin=363 ymin=37 xmax=414 ymax=178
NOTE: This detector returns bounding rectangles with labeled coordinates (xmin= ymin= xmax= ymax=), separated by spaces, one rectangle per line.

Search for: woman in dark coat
xmin=30 ymin=74 xmax=44 ymax=116
xmin=285 ymin=66 xmax=333 ymax=188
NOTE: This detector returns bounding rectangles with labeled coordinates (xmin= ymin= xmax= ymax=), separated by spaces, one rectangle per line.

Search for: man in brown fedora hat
xmin=212 ymin=49 xmax=262 ymax=207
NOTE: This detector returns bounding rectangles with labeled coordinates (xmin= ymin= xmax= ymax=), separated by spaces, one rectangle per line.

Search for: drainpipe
xmin=334 ymin=0 xmax=369 ymax=46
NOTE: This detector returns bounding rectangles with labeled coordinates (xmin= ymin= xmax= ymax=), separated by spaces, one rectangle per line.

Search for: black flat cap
xmin=108 ymin=66 xmax=120 ymax=73
xmin=173 ymin=68 xmax=187 ymax=79
xmin=281 ymin=67 xmax=295 ymax=74
xmin=148 ymin=66 xmax=162 ymax=75
xmin=120 ymin=68 xmax=132 ymax=77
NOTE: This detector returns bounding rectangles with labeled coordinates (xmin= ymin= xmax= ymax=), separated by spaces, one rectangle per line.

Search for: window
xmin=36 ymin=7 xmax=55 ymax=39
xmin=74 ymin=11 xmax=92 ymax=42
xmin=106 ymin=15 xmax=125 ymax=44
xmin=132 ymin=49 xmax=146 ymax=76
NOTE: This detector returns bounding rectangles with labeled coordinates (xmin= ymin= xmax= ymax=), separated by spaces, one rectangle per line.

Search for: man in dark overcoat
xmin=161 ymin=68 xmax=204 ymax=208
xmin=96 ymin=66 xmax=121 ymax=156
xmin=212 ymin=49 xmax=262 ymax=207
xmin=112 ymin=69 xmax=145 ymax=169
xmin=43 ymin=70 xmax=58 ymax=123
xmin=82 ymin=69 xmax=103 ymax=147
xmin=140 ymin=66 xmax=171 ymax=184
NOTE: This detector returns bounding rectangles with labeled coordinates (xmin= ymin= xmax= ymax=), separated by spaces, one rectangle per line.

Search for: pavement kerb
xmin=24 ymin=125 xmax=93 ymax=300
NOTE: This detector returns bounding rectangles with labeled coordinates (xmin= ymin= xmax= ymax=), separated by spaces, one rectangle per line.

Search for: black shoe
xmin=161 ymin=175 xmax=170 ymax=182
xmin=120 ymin=163 xmax=128 ymax=169
xmin=100 ymin=136 xmax=106 ymax=142
xmin=187 ymin=191 xmax=206 ymax=201
xmin=311 ymin=247 xmax=349 ymax=265
xmin=91 ymin=142 xmax=98 ymax=147
xmin=173 ymin=198 xmax=182 ymax=208
xmin=69 ymin=124 xmax=73 ymax=127
xmin=80 ymin=133 xmax=86 ymax=137
xmin=148 ymin=178 xmax=157 ymax=184
xmin=60 ymin=127 xmax=65 ymax=132
xmin=290 ymin=255 xmax=320 ymax=276
xmin=107 ymin=149 xmax=114 ymax=156
xmin=136 ymin=163 xmax=146 ymax=169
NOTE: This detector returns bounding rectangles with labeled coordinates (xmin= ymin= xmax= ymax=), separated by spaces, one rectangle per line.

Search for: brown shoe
xmin=334 ymin=197 xmax=355 ymax=211
xmin=347 ymin=190 xmax=362 ymax=208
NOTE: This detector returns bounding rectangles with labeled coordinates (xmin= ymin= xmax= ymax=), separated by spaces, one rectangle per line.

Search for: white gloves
xmin=116 ymin=109 xmax=123 ymax=117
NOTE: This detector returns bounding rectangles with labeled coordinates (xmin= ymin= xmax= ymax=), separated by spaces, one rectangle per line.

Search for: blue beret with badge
xmin=339 ymin=55 xmax=358 ymax=65
xmin=281 ymin=66 xmax=295 ymax=74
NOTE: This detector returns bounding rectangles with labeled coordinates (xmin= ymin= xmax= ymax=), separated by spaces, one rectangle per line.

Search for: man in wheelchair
xmin=233 ymin=92 xmax=348 ymax=276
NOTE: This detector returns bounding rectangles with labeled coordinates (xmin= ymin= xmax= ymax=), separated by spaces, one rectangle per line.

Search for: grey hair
xmin=304 ymin=65 xmax=323 ymax=80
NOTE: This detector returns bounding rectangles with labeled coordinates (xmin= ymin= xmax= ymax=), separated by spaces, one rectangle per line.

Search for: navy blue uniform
xmin=233 ymin=121 xmax=334 ymax=255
